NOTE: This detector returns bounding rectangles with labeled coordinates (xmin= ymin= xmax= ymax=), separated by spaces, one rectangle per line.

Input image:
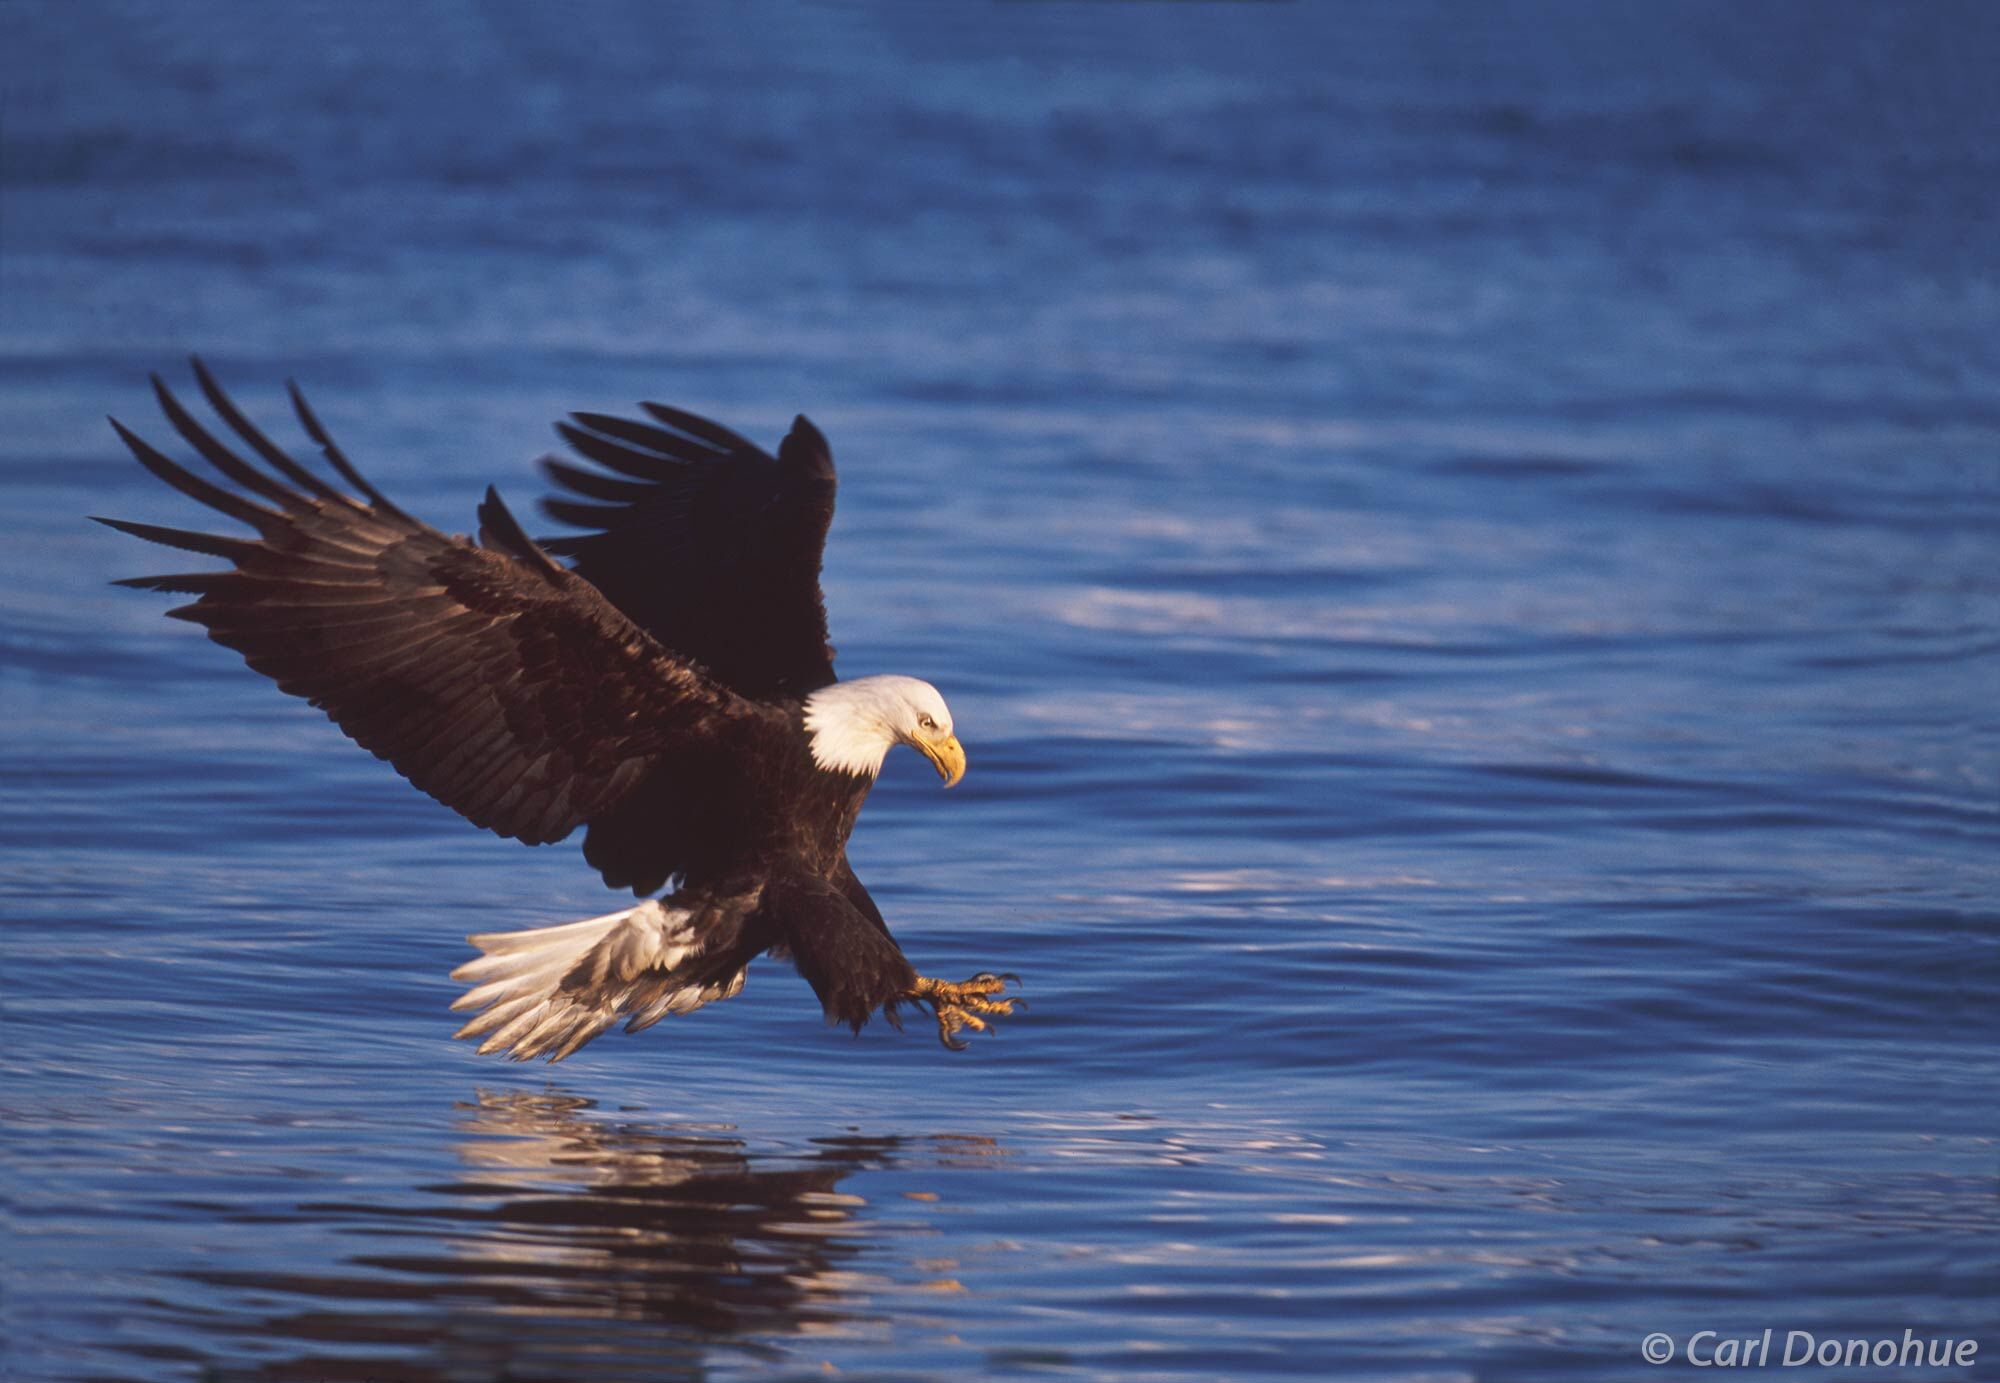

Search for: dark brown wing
xmin=98 ymin=361 xmax=781 ymax=888
xmin=537 ymin=403 xmax=838 ymax=702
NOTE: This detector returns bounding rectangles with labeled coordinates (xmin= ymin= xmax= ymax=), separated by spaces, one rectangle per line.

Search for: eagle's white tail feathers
xmin=449 ymin=900 xmax=742 ymax=1062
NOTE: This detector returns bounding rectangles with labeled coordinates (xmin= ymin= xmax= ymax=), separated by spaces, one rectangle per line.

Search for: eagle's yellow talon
xmin=912 ymin=972 xmax=1020 ymax=1049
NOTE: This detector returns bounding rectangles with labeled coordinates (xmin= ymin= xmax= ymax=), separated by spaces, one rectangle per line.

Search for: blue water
xmin=4 ymin=3 xmax=1997 ymax=1379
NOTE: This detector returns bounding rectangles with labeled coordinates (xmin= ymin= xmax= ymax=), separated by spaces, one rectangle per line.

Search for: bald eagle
xmin=98 ymin=361 xmax=1018 ymax=1060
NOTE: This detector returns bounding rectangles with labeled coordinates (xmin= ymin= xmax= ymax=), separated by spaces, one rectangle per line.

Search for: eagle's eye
xmin=918 ymin=714 xmax=937 ymax=731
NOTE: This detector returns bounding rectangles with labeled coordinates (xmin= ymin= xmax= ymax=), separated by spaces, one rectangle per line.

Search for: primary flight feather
xmin=98 ymin=360 xmax=1017 ymax=1059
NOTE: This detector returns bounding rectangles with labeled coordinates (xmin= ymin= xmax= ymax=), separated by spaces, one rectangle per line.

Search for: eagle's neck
xmin=801 ymin=677 xmax=907 ymax=778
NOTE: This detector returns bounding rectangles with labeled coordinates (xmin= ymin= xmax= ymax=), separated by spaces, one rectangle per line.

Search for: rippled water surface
xmin=4 ymin=3 xmax=1998 ymax=1379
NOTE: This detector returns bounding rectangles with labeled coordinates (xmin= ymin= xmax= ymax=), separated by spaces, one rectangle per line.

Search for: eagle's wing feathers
xmin=100 ymin=365 xmax=765 ymax=871
xmin=536 ymin=404 xmax=838 ymax=702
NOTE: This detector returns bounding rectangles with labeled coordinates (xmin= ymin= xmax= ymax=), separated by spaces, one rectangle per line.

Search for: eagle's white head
xmin=802 ymin=675 xmax=965 ymax=785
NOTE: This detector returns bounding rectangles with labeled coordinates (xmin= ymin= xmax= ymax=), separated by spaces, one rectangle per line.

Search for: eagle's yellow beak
xmin=915 ymin=733 xmax=966 ymax=788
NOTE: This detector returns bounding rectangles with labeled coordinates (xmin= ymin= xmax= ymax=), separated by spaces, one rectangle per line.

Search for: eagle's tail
xmin=449 ymin=898 xmax=749 ymax=1062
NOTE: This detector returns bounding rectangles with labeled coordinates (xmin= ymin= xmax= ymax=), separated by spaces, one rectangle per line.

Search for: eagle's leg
xmin=910 ymin=971 xmax=1020 ymax=1050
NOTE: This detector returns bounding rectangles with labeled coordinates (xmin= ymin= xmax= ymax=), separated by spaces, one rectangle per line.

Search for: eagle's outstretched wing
xmin=537 ymin=403 xmax=838 ymax=702
xmin=97 ymin=362 xmax=778 ymax=887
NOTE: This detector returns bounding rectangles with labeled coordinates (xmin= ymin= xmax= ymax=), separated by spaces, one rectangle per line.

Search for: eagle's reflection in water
xmin=182 ymin=1091 xmax=998 ymax=1381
